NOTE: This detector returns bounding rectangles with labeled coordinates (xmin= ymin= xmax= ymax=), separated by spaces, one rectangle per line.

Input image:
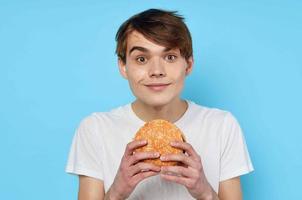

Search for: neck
xmin=131 ymin=98 xmax=188 ymax=123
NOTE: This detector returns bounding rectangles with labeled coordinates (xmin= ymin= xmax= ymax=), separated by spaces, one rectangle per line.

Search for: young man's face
xmin=118 ymin=31 xmax=193 ymax=107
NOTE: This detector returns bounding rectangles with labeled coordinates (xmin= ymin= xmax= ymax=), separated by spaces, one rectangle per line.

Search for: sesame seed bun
xmin=134 ymin=119 xmax=186 ymax=166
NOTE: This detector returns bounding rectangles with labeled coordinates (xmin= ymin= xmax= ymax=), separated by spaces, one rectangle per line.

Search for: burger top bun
xmin=134 ymin=119 xmax=186 ymax=166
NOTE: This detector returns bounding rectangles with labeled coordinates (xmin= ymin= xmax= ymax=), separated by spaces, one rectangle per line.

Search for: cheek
xmin=127 ymin=67 xmax=146 ymax=85
xmin=169 ymin=67 xmax=187 ymax=82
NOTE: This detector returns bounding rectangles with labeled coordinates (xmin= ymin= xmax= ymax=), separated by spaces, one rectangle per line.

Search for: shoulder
xmin=76 ymin=104 xmax=130 ymax=134
xmin=188 ymin=101 xmax=244 ymax=144
xmin=188 ymin=101 xmax=236 ymax=125
xmin=94 ymin=104 xmax=130 ymax=121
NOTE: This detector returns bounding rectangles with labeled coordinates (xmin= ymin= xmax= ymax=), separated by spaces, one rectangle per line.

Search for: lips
xmin=145 ymin=83 xmax=171 ymax=92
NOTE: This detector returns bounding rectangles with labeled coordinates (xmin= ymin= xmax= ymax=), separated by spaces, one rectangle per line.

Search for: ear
xmin=185 ymin=56 xmax=194 ymax=76
xmin=118 ymin=58 xmax=128 ymax=79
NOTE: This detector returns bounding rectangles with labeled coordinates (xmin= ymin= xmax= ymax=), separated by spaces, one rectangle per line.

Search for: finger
xmin=170 ymin=141 xmax=200 ymax=160
xmin=129 ymin=151 xmax=160 ymax=165
xmin=160 ymin=173 xmax=192 ymax=188
xmin=130 ymin=162 xmax=161 ymax=176
xmin=124 ymin=140 xmax=147 ymax=156
xmin=161 ymin=166 xmax=193 ymax=178
xmin=160 ymin=153 xmax=199 ymax=169
xmin=132 ymin=171 xmax=160 ymax=186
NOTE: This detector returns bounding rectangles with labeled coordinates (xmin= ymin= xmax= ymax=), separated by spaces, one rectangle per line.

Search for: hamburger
xmin=134 ymin=119 xmax=186 ymax=166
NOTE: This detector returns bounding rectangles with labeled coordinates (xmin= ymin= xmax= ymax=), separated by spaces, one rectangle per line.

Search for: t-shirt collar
xmin=126 ymin=100 xmax=193 ymax=127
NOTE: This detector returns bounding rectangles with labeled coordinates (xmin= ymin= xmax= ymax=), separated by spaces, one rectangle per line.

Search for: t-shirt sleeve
xmin=65 ymin=115 xmax=104 ymax=181
xmin=219 ymin=113 xmax=254 ymax=182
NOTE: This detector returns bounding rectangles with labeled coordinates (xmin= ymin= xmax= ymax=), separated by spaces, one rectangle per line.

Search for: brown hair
xmin=115 ymin=9 xmax=193 ymax=64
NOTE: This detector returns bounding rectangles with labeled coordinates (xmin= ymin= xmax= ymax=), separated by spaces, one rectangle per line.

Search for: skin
xmin=78 ymin=31 xmax=243 ymax=200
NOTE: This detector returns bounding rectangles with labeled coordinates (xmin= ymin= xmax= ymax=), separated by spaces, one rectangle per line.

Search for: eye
xmin=136 ymin=56 xmax=147 ymax=64
xmin=165 ymin=54 xmax=177 ymax=62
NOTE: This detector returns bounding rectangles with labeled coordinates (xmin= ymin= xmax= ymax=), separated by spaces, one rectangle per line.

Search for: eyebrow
xmin=129 ymin=46 xmax=172 ymax=55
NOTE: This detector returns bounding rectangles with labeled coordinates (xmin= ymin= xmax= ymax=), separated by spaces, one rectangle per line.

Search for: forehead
xmin=126 ymin=31 xmax=179 ymax=54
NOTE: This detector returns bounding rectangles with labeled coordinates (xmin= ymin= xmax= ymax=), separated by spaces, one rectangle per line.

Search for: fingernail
xmin=154 ymin=152 xmax=159 ymax=157
xmin=170 ymin=141 xmax=177 ymax=145
xmin=141 ymin=140 xmax=147 ymax=144
xmin=160 ymin=156 xmax=165 ymax=161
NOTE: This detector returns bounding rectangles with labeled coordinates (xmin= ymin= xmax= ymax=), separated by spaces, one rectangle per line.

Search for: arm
xmin=159 ymin=141 xmax=243 ymax=200
xmin=160 ymin=141 xmax=218 ymax=200
xmin=192 ymin=177 xmax=242 ymax=200
xmin=218 ymin=177 xmax=242 ymax=200
xmin=78 ymin=139 xmax=160 ymax=200
xmin=77 ymin=175 xmax=124 ymax=200
xmin=78 ymin=175 xmax=105 ymax=200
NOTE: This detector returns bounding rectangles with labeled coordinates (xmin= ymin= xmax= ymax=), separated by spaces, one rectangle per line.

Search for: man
xmin=66 ymin=9 xmax=254 ymax=200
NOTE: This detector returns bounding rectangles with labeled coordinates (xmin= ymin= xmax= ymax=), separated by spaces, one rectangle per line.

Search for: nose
xmin=148 ymin=58 xmax=166 ymax=78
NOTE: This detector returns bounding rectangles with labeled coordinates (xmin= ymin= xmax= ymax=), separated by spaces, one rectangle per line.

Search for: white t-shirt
xmin=65 ymin=100 xmax=254 ymax=199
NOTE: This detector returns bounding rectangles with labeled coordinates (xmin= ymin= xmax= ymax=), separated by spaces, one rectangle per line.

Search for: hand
xmin=108 ymin=140 xmax=161 ymax=200
xmin=160 ymin=141 xmax=214 ymax=200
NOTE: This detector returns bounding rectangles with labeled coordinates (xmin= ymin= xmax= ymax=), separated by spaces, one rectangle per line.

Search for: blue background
xmin=1 ymin=0 xmax=301 ymax=199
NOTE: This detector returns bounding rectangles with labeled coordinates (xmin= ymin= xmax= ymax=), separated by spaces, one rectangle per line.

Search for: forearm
xmin=104 ymin=188 xmax=118 ymax=200
xmin=104 ymin=191 xmax=113 ymax=200
xmin=201 ymin=190 xmax=219 ymax=200
xmin=197 ymin=185 xmax=219 ymax=200
xmin=104 ymin=186 xmax=125 ymax=200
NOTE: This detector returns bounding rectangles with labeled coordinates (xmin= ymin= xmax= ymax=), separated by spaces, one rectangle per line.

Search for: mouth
xmin=144 ymin=83 xmax=171 ymax=92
